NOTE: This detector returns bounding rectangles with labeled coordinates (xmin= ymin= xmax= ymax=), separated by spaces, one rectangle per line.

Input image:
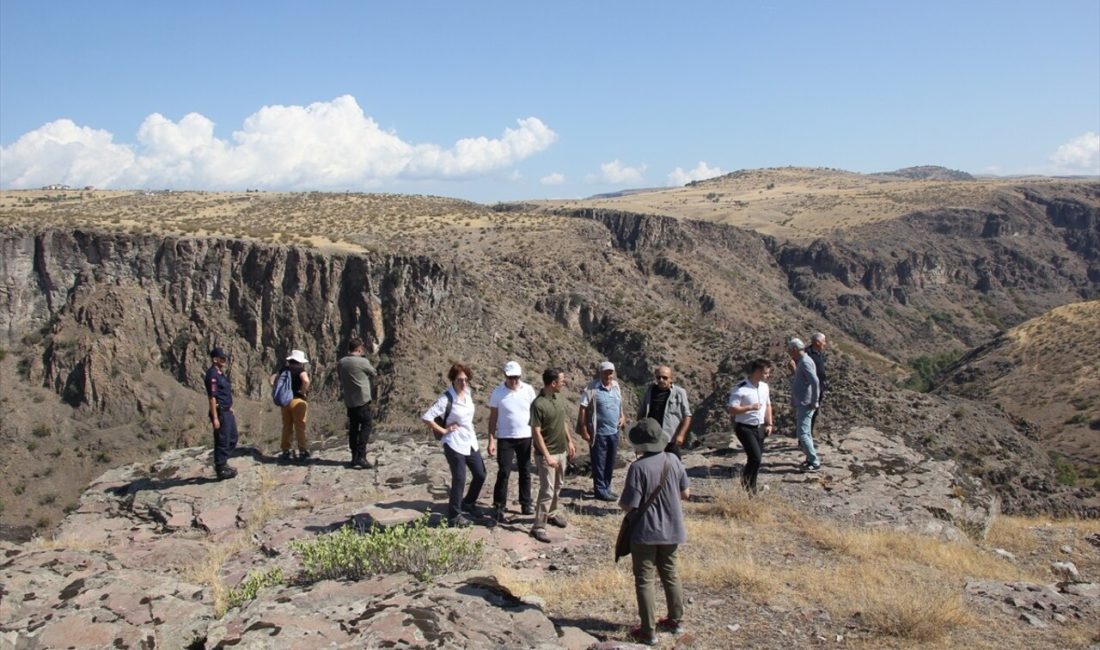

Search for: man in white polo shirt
xmin=488 ymin=361 xmax=538 ymax=523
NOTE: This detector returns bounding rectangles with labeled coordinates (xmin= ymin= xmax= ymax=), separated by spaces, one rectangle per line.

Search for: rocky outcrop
xmin=764 ymin=187 xmax=1100 ymax=355
xmin=0 ymin=423 xmax=1017 ymax=648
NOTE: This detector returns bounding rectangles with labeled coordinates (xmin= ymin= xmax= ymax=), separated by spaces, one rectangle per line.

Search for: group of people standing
xmin=201 ymin=333 xmax=827 ymax=646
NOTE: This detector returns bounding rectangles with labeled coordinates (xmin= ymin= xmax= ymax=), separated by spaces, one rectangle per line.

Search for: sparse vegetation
xmin=290 ymin=514 xmax=484 ymax=583
xmin=225 ymin=568 xmax=285 ymax=610
xmin=904 ymin=349 xmax=963 ymax=392
xmin=1050 ymin=452 xmax=1079 ymax=486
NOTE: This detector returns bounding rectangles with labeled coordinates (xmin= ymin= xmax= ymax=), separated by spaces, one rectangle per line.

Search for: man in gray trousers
xmin=786 ymin=337 xmax=821 ymax=471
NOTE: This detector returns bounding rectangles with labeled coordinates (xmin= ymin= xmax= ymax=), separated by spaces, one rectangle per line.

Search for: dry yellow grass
xmin=183 ymin=466 xmax=279 ymax=617
xmin=492 ymin=488 xmax=1099 ymax=646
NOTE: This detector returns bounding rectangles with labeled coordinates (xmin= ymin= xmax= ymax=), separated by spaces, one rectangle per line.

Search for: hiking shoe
xmin=520 ymin=504 xmax=534 ymax=516
xmin=449 ymin=515 xmax=473 ymax=528
xmin=627 ymin=627 xmax=658 ymax=646
xmin=531 ymin=528 xmax=551 ymax=543
xmin=594 ymin=491 xmax=617 ymax=502
xmin=656 ymin=617 xmax=684 ymax=635
xmin=215 ymin=465 xmax=238 ymax=480
xmin=804 ymin=462 xmax=821 ymax=472
xmin=297 ymin=449 xmax=311 ymax=463
xmin=547 ymin=514 xmax=568 ymax=529
xmin=278 ymin=450 xmax=293 ymax=464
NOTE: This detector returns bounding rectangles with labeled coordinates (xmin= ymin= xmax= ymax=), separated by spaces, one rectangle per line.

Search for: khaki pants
xmin=632 ymin=543 xmax=684 ymax=635
xmin=532 ymin=451 xmax=567 ymax=530
xmin=280 ymin=398 xmax=309 ymax=451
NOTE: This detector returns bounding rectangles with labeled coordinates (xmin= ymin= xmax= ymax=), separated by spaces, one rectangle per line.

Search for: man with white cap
xmin=487 ymin=360 xmax=538 ymax=522
xmin=579 ymin=360 xmax=625 ymax=501
xmin=787 ymin=338 xmax=820 ymax=471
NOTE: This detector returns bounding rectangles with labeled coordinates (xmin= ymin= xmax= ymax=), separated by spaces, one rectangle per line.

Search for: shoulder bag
xmin=614 ymin=457 xmax=672 ymax=562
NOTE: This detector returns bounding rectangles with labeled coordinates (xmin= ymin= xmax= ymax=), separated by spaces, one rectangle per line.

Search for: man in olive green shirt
xmin=530 ymin=367 xmax=575 ymax=543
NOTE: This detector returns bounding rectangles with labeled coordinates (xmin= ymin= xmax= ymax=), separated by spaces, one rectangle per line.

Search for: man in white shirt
xmin=727 ymin=358 xmax=774 ymax=494
xmin=488 ymin=361 xmax=538 ymax=522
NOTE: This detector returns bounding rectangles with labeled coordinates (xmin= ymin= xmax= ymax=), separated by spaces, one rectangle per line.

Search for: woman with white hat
xmin=273 ymin=349 xmax=312 ymax=463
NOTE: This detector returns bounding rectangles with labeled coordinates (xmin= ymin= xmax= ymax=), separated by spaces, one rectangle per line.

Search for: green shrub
xmin=32 ymin=424 xmax=51 ymax=438
xmin=225 ymin=567 xmax=285 ymax=610
xmin=290 ymin=514 xmax=484 ymax=583
xmin=903 ymin=350 xmax=963 ymax=392
xmin=1050 ymin=453 xmax=1079 ymax=486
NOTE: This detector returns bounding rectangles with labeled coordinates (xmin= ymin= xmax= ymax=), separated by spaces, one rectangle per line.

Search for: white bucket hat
xmin=287 ymin=349 xmax=309 ymax=364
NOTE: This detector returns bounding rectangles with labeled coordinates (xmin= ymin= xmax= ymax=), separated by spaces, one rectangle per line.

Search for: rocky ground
xmin=2 ymin=426 xmax=1097 ymax=649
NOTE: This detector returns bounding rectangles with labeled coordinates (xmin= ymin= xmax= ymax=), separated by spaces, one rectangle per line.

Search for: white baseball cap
xmin=598 ymin=361 xmax=615 ymax=372
xmin=503 ymin=361 xmax=522 ymax=377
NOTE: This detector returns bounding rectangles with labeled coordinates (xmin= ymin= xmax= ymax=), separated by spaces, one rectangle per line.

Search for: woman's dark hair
xmin=746 ymin=358 xmax=772 ymax=374
xmin=448 ymin=362 xmax=473 ymax=383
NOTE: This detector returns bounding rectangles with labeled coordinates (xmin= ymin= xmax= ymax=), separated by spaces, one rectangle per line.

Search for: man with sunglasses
xmin=637 ymin=366 xmax=693 ymax=459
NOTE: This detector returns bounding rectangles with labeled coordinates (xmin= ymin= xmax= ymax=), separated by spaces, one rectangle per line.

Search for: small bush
xmin=32 ymin=424 xmax=51 ymax=438
xmin=1050 ymin=452 xmax=1079 ymax=486
xmin=290 ymin=514 xmax=484 ymax=583
xmin=903 ymin=350 xmax=963 ymax=392
xmin=38 ymin=493 xmax=57 ymax=506
xmin=225 ymin=568 xmax=284 ymax=610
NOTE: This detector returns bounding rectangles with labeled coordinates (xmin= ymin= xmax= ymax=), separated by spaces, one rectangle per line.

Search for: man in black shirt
xmin=807 ymin=332 xmax=828 ymax=435
xmin=636 ymin=366 xmax=693 ymax=458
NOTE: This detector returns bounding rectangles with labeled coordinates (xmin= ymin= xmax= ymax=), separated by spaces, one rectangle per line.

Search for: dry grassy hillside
xmin=533 ymin=167 xmax=1094 ymax=241
xmin=938 ymin=300 xmax=1100 ymax=477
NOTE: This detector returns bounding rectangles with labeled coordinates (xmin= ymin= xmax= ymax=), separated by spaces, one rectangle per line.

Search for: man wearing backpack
xmin=204 ymin=347 xmax=238 ymax=480
xmin=337 ymin=337 xmax=377 ymax=469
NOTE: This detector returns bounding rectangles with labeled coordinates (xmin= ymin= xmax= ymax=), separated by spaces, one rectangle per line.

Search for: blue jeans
xmin=591 ymin=434 xmax=619 ymax=495
xmin=443 ymin=444 xmax=486 ymax=522
xmin=795 ymin=406 xmax=818 ymax=466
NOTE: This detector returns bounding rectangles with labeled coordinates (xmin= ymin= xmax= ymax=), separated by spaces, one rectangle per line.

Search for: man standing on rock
xmin=806 ymin=332 xmax=828 ymax=436
xmin=787 ymin=338 xmax=821 ymax=472
xmin=530 ymin=368 xmax=575 ymax=543
xmin=337 ymin=337 xmax=377 ymax=469
xmin=204 ymin=347 xmax=238 ymax=480
xmin=487 ymin=361 xmax=538 ymax=522
xmin=637 ymin=365 xmax=693 ymax=459
xmin=579 ymin=361 xmax=625 ymax=501
xmin=727 ymin=358 xmax=774 ymax=493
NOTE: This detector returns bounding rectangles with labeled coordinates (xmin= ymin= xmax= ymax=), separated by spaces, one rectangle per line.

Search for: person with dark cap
xmin=204 ymin=347 xmax=238 ymax=480
xmin=619 ymin=418 xmax=690 ymax=645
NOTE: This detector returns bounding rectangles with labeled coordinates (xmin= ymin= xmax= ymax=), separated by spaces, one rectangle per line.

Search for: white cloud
xmin=540 ymin=172 xmax=566 ymax=185
xmin=0 ymin=95 xmax=557 ymax=189
xmin=586 ymin=159 xmax=646 ymax=184
xmin=667 ymin=161 xmax=726 ymax=186
xmin=1050 ymin=132 xmax=1100 ymax=173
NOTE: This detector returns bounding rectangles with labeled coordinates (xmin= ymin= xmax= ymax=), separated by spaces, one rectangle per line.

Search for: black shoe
xmin=278 ymin=450 xmax=293 ymax=464
xmin=297 ymin=449 xmax=311 ymax=463
xmin=215 ymin=464 xmax=238 ymax=480
xmin=461 ymin=503 xmax=482 ymax=518
xmin=492 ymin=506 xmax=507 ymax=523
xmin=449 ymin=515 xmax=473 ymax=528
xmin=520 ymin=504 xmax=534 ymax=516
xmin=595 ymin=491 xmax=616 ymax=502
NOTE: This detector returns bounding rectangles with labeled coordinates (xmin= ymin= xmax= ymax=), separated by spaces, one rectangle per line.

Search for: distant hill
xmin=875 ymin=165 xmax=975 ymax=181
xmin=936 ymin=300 xmax=1100 ymax=475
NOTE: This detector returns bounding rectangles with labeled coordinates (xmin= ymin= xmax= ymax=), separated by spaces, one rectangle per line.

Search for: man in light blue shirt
xmin=787 ymin=338 xmax=821 ymax=471
xmin=579 ymin=361 xmax=625 ymax=501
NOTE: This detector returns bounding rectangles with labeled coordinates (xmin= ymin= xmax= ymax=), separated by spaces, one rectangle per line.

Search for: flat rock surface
xmin=0 ymin=428 xmax=1092 ymax=649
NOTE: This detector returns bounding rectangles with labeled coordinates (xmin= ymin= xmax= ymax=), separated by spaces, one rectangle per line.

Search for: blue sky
xmin=1 ymin=1 xmax=1097 ymax=201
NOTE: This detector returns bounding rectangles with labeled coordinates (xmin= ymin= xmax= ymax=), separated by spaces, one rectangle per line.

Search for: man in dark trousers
xmin=205 ymin=347 xmax=238 ymax=480
xmin=807 ymin=332 xmax=828 ymax=436
xmin=337 ymin=337 xmax=377 ymax=469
